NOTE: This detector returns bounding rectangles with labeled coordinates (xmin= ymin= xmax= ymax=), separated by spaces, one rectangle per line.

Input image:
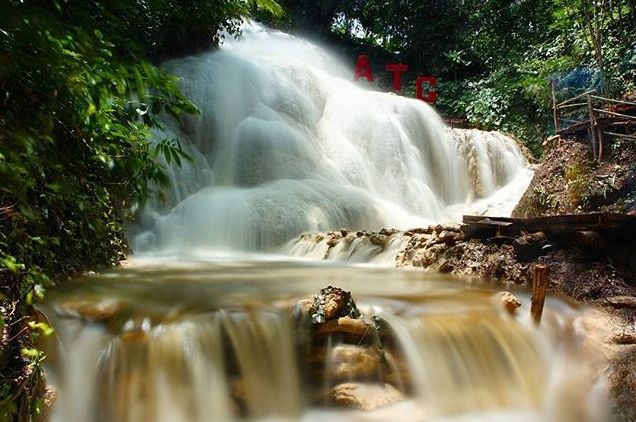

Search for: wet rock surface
xmin=299 ymin=288 xmax=409 ymax=411
xmin=293 ymin=219 xmax=636 ymax=420
xmin=328 ymin=383 xmax=404 ymax=411
xmin=309 ymin=286 xmax=360 ymax=324
xmin=494 ymin=291 xmax=522 ymax=315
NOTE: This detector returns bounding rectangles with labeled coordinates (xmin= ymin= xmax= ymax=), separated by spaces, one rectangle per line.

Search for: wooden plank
xmin=593 ymin=108 xmax=636 ymax=120
xmin=556 ymin=119 xmax=591 ymax=135
xmin=602 ymin=120 xmax=636 ymax=128
xmin=599 ymin=129 xmax=604 ymax=160
xmin=603 ymin=131 xmax=636 ymax=140
xmin=556 ymin=90 xmax=596 ymax=107
xmin=557 ymin=102 xmax=587 ymax=110
xmin=591 ymin=95 xmax=636 ymax=107
xmin=462 ymin=213 xmax=636 ymax=236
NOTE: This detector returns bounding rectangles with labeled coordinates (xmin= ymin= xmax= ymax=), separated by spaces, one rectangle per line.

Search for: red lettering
xmin=353 ymin=55 xmax=374 ymax=82
xmin=385 ymin=63 xmax=408 ymax=92
xmin=416 ymin=76 xmax=437 ymax=103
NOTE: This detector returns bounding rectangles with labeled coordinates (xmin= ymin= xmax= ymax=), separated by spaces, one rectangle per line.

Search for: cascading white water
xmin=132 ymin=22 xmax=532 ymax=256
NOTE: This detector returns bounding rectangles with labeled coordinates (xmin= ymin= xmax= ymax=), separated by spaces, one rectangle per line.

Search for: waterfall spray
xmin=132 ymin=23 xmax=532 ymax=256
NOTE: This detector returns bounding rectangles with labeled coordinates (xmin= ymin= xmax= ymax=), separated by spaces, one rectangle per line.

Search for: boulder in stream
xmin=329 ymin=382 xmax=404 ymax=411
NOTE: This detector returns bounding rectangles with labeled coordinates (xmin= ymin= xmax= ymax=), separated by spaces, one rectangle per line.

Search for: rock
xmin=327 ymin=235 xmax=341 ymax=247
xmin=543 ymin=134 xmax=560 ymax=153
xmin=40 ymin=385 xmax=58 ymax=421
xmin=315 ymin=317 xmax=370 ymax=336
xmin=311 ymin=287 xmax=360 ymax=324
xmin=329 ymin=383 xmax=404 ymax=411
xmin=329 ymin=345 xmax=380 ymax=379
xmin=60 ymin=298 xmax=123 ymax=322
xmin=603 ymin=296 xmax=636 ymax=309
xmin=340 ymin=228 xmax=349 ymax=237
xmin=513 ymin=232 xmax=548 ymax=261
xmin=494 ymin=291 xmax=522 ymax=315
xmin=438 ymin=230 xmax=460 ymax=246
xmin=438 ymin=260 xmax=454 ymax=273
xmin=369 ymin=234 xmax=387 ymax=246
xmin=404 ymin=227 xmax=433 ymax=236
xmin=379 ymin=228 xmax=397 ymax=236
xmin=612 ymin=333 xmax=636 ymax=345
xmin=294 ymin=296 xmax=314 ymax=321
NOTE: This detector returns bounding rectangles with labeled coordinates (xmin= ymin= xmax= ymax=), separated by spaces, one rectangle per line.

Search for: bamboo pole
xmin=603 ymin=131 xmax=636 ymax=140
xmin=592 ymin=108 xmax=636 ymax=120
xmin=551 ymin=79 xmax=559 ymax=132
xmin=591 ymin=95 xmax=636 ymax=107
xmin=557 ymin=90 xmax=596 ymax=107
xmin=531 ymin=264 xmax=549 ymax=325
xmin=558 ymin=102 xmax=588 ymax=109
xmin=587 ymin=94 xmax=598 ymax=160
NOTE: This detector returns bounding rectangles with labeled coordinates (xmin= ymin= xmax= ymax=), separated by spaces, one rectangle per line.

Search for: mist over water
xmin=132 ymin=22 xmax=532 ymax=256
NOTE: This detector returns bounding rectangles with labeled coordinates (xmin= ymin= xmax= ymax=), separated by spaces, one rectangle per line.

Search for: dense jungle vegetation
xmin=0 ymin=0 xmax=635 ymax=420
xmin=0 ymin=0 xmax=279 ymax=419
xmin=276 ymin=0 xmax=636 ymax=155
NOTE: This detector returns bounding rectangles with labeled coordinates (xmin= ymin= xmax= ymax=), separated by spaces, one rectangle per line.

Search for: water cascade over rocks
xmin=132 ymin=23 xmax=532 ymax=256
xmin=44 ymin=264 xmax=608 ymax=421
xmin=39 ymin=23 xmax=610 ymax=422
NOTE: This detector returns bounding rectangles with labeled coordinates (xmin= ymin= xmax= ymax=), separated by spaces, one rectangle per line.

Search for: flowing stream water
xmin=42 ymin=23 xmax=608 ymax=421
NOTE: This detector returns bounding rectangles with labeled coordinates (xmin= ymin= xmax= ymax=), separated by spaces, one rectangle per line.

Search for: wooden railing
xmin=551 ymin=83 xmax=636 ymax=160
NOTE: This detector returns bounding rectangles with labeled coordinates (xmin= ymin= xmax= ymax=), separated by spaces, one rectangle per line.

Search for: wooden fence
xmin=551 ymin=82 xmax=636 ymax=160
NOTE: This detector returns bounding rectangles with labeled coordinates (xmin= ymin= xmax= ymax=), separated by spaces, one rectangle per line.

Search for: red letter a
xmin=385 ymin=63 xmax=408 ymax=91
xmin=353 ymin=55 xmax=374 ymax=82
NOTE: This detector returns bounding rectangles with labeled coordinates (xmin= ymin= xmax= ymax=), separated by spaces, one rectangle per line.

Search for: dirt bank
xmin=513 ymin=136 xmax=636 ymax=217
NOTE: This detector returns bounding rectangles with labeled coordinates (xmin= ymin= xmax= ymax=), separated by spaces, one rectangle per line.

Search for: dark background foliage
xmin=1 ymin=0 xmax=635 ymax=419
xmin=274 ymin=0 xmax=636 ymax=155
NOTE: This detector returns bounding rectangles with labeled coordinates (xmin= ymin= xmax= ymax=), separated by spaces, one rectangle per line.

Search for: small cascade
xmin=286 ymin=229 xmax=407 ymax=264
xmin=42 ymin=264 xmax=607 ymax=421
xmin=132 ymin=22 xmax=533 ymax=256
xmin=381 ymin=310 xmax=546 ymax=415
xmin=48 ymin=307 xmax=301 ymax=422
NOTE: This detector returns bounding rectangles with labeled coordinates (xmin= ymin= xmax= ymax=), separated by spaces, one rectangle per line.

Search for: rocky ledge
xmin=290 ymin=219 xmax=636 ymax=418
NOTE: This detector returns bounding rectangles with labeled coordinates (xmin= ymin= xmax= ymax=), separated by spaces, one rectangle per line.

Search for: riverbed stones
xmin=603 ymin=295 xmax=636 ymax=309
xmin=328 ymin=345 xmax=381 ymax=379
xmin=494 ymin=291 xmax=522 ymax=315
xmin=438 ymin=229 xmax=463 ymax=246
xmin=513 ymin=231 xmax=548 ymax=261
xmin=311 ymin=286 xmax=360 ymax=323
xmin=315 ymin=317 xmax=369 ymax=336
xmin=369 ymin=234 xmax=387 ymax=246
xmin=612 ymin=332 xmax=636 ymax=345
xmin=59 ymin=298 xmax=123 ymax=322
xmin=329 ymin=383 xmax=404 ymax=411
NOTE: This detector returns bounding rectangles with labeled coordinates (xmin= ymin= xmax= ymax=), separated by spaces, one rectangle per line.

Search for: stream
xmin=41 ymin=22 xmax=608 ymax=421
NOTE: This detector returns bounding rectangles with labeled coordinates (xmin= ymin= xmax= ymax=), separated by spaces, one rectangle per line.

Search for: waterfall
xmin=43 ymin=265 xmax=607 ymax=421
xmin=132 ymin=22 xmax=532 ymax=256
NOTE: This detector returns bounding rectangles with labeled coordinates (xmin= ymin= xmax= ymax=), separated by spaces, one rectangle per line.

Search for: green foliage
xmin=0 ymin=0 xmax=280 ymax=419
xmin=278 ymin=0 xmax=636 ymax=156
